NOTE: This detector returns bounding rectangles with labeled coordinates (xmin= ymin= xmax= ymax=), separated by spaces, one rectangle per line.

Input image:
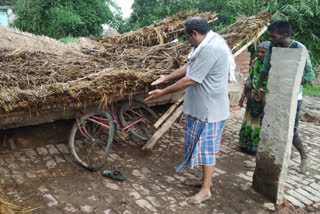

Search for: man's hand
xmin=151 ymin=75 xmax=166 ymax=86
xmin=145 ymin=89 xmax=165 ymax=102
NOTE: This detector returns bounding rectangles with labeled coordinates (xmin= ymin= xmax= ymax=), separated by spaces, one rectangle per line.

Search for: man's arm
xmin=145 ymin=77 xmax=196 ymax=101
xmin=147 ymin=45 xmax=217 ymax=101
xmin=301 ymin=56 xmax=314 ymax=85
xmin=151 ymin=64 xmax=187 ymax=86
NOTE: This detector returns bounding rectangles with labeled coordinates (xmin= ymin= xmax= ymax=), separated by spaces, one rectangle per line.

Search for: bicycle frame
xmin=76 ymin=103 xmax=144 ymax=139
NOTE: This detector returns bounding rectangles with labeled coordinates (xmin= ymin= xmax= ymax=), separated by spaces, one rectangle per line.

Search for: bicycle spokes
xmin=121 ymin=104 xmax=158 ymax=140
xmin=72 ymin=113 xmax=113 ymax=170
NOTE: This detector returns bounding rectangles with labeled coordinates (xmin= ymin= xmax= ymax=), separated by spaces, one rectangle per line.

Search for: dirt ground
xmin=0 ymin=109 xmax=319 ymax=214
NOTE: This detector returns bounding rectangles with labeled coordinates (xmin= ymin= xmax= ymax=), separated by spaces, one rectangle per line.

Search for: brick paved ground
xmin=0 ymin=110 xmax=319 ymax=213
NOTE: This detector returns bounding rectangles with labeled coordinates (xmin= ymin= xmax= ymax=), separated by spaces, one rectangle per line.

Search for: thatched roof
xmin=0 ymin=11 xmax=272 ymax=115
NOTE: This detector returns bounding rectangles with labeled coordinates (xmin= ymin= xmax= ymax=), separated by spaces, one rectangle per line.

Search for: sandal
xmin=102 ymin=170 xmax=127 ymax=181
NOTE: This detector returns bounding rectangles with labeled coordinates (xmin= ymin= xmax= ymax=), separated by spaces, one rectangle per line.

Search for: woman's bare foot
xmin=187 ymin=189 xmax=211 ymax=204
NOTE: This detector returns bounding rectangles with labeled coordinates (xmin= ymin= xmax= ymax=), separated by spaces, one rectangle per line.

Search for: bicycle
xmin=68 ymin=100 xmax=159 ymax=171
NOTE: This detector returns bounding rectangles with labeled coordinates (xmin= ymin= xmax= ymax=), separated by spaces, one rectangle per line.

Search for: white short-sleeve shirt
xmin=183 ymin=34 xmax=230 ymax=123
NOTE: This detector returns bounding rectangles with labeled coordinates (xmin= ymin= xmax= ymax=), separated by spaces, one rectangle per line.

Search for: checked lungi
xmin=176 ymin=115 xmax=226 ymax=172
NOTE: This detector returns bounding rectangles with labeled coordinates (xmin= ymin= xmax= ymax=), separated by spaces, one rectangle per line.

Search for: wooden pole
xmin=233 ymin=26 xmax=268 ymax=57
xmin=142 ymin=104 xmax=183 ymax=150
xmin=153 ymin=94 xmax=184 ymax=128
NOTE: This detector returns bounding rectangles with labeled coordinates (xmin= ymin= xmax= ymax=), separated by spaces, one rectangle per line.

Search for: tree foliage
xmin=121 ymin=0 xmax=215 ymax=32
xmin=0 ymin=0 xmax=18 ymax=6
xmin=13 ymin=0 xmax=113 ymax=38
xmin=118 ymin=0 xmax=319 ymax=65
xmin=213 ymin=0 xmax=320 ymax=65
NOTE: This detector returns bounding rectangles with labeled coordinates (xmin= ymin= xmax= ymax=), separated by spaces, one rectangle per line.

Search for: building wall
xmin=235 ymin=49 xmax=251 ymax=80
xmin=0 ymin=9 xmax=8 ymax=26
xmin=229 ymin=49 xmax=251 ymax=110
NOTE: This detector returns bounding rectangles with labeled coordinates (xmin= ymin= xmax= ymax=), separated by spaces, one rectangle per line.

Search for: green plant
xmin=303 ymin=84 xmax=320 ymax=97
xmin=59 ymin=36 xmax=79 ymax=44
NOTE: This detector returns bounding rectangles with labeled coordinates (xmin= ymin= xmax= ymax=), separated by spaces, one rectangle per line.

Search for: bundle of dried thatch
xmin=219 ymin=12 xmax=272 ymax=54
xmin=101 ymin=10 xmax=218 ymax=47
xmin=0 ymin=11 xmax=272 ymax=115
xmin=0 ymin=38 xmax=192 ymax=113
xmin=0 ymin=188 xmax=34 ymax=213
xmin=0 ymin=27 xmax=85 ymax=57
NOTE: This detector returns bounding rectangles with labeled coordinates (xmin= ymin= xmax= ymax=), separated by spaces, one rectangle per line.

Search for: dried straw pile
xmin=0 ymin=11 xmax=271 ymax=115
xmin=0 ymin=27 xmax=84 ymax=56
xmin=0 ymin=188 xmax=34 ymax=213
xmin=101 ymin=10 xmax=218 ymax=47
xmin=219 ymin=12 xmax=272 ymax=52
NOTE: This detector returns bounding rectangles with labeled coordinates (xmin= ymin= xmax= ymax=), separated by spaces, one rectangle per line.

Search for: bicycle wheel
xmin=68 ymin=111 xmax=115 ymax=171
xmin=119 ymin=100 xmax=159 ymax=141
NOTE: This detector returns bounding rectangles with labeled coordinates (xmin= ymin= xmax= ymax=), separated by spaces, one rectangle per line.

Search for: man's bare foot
xmin=184 ymin=179 xmax=213 ymax=187
xmin=184 ymin=179 xmax=202 ymax=187
xmin=300 ymin=157 xmax=310 ymax=174
xmin=187 ymin=189 xmax=211 ymax=204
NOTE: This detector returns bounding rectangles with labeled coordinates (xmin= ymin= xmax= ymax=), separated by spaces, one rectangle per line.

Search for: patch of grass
xmin=59 ymin=36 xmax=79 ymax=44
xmin=303 ymin=84 xmax=320 ymax=97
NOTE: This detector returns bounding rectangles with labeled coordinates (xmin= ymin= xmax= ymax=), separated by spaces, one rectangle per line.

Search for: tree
xmin=211 ymin=0 xmax=320 ymax=65
xmin=0 ymin=0 xmax=18 ymax=6
xmin=122 ymin=0 xmax=320 ymax=65
xmin=125 ymin=0 xmax=215 ymax=32
xmin=13 ymin=0 xmax=114 ymax=38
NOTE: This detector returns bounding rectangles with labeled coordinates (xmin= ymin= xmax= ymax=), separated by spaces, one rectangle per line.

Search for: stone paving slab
xmin=0 ymin=110 xmax=319 ymax=213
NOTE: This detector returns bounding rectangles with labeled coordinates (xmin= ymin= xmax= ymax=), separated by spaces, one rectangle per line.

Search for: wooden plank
xmin=142 ymin=104 xmax=183 ymax=150
xmin=153 ymin=94 xmax=184 ymax=128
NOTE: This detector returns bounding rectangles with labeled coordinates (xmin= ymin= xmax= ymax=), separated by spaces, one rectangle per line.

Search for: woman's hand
xmin=254 ymin=89 xmax=262 ymax=101
xmin=239 ymin=96 xmax=245 ymax=107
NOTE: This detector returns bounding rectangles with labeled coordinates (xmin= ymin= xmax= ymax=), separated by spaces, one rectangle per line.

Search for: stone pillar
xmin=252 ymin=48 xmax=308 ymax=204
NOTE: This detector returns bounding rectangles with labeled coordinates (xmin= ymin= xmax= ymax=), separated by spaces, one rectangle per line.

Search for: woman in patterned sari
xmin=238 ymin=41 xmax=270 ymax=153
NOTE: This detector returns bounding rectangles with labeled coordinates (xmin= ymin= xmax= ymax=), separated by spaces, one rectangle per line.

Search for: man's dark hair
xmin=268 ymin=20 xmax=292 ymax=37
xmin=184 ymin=16 xmax=210 ymax=35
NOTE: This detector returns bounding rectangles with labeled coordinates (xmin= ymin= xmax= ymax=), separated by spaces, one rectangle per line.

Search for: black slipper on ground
xmin=102 ymin=170 xmax=127 ymax=181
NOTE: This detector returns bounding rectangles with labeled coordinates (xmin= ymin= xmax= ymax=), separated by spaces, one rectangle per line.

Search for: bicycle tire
xmin=68 ymin=111 xmax=115 ymax=171
xmin=119 ymin=100 xmax=159 ymax=141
